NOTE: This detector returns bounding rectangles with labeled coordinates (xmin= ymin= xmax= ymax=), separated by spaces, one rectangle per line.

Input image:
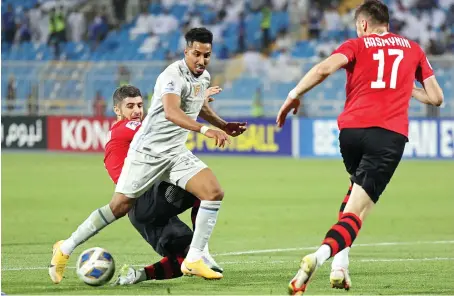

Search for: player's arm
xmin=162 ymin=94 xmax=231 ymax=147
xmin=199 ymin=99 xmax=227 ymax=129
xmin=412 ymin=78 xmax=444 ymax=106
xmin=291 ymin=54 xmax=348 ymax=97
xmin=276 ymin=54 xmax=348 ymax=127
xmin=163 ymin=93 xmax=205 ymax=132
xmin=414 ymin=49 xmax=444 ymax=106
xmin=199 ymin=87 xmax=247 ymax=137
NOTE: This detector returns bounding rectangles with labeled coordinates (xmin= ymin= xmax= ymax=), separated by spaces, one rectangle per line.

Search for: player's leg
xmin=114 ymin=212 xmax=192 ymax=285
xmin=289 ymin=128 xmax=406 ymax=295
xmin=49 ymin=151 xmax=168 ymax=284
xmin=169 ymin=152 xmax=224 ymax=279
xmin=188 ymin=198 xmax=222 ymax=272
xmin=180 ymin=168 xmax=224 ymax=278
xmin=191 ymin=199 xmax=201 ymax=230
xmin=139 ymin=180 xmax=223 ymax=272
xmin=330 ymin=182 xmax=353 ymax=290
xmin=330 ymin=130 xmax=363 ymax=290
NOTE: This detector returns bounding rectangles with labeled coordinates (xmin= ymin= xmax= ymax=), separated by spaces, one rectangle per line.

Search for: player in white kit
xmin=49 ymin=28 xmax=247 ymax=283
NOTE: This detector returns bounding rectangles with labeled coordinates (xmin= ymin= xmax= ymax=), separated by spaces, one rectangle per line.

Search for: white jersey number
xmin=371 ymin=49 xmax=404 ymax=89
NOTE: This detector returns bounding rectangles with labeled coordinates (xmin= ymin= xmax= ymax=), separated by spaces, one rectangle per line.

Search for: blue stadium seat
xmin=170 ymin=5 xmax=187 ymax=19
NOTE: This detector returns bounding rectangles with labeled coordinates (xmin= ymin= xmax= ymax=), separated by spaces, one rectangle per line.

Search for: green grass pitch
xmin=2 ymin=153 xmax=454 ymax=295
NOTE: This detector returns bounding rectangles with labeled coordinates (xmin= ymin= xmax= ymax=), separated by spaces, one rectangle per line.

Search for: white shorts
xmin=115 ymin=149 xmax=207 ymax=198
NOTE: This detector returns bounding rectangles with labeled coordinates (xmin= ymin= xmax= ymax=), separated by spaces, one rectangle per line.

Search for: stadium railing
xmin=2 ymin=56 xmax=453 ymax=118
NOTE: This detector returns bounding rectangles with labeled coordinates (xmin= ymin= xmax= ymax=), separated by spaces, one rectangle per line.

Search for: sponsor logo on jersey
xmin=194 ymin=85 xmax=201 ymax=96
xmin=164 ymin=80 xmax=175 ymax=92
xmin=126 ymin=121 xmax=141 ymax=130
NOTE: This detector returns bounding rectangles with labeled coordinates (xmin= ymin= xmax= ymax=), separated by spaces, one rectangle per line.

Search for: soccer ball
xmin=76 ymin=247 xmax=115 ymax=286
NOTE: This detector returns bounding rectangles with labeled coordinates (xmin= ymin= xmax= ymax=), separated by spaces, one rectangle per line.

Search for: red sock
xmin=191 ymin=199 xmax=200 ymax=230
xmin=338 ymin=184 xmax=353 ymax=219
xmin=322 ymin=212 xmax=362 ymax=257
xmin=144 ymin=255 xmax=185 ymax=280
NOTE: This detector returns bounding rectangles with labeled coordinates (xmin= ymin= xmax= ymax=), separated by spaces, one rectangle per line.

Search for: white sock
xmin=135 ymin=268 xmax=148 ymax=283
xmin=185 ymin=200 xmax=221 ymax=262
xmin=203 ymin=243 xmax=210 ymax=255
xmin=332 ymin=247 xmax=350 ymax=269
xmin=314 ymin=244 xmax=331 ymax=266
xmin=60 ymin=204 xmax=116 ymax=255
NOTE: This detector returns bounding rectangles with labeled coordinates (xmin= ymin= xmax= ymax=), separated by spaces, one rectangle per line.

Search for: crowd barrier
xmin=2 ymin=116 xmax=453 ymax=159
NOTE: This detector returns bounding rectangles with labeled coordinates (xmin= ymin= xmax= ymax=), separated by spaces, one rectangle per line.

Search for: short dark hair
xmin=355 ymin=0 xmax=389 ymax=25
xmin=185 ymin=27 xmax=213 ymax=47
xmin=112 ymin=85 xmax=142 ymax=106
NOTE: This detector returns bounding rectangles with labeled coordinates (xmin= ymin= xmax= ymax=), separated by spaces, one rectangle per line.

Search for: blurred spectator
xmin=68 ymin=9 xmax=85 ymax=42
xmin=178 ymin=22 xmax=191 ymax=52
xmin=186 ymin=12 xmax=203 ymax=28
xmin=448 ymin=33 xmax=454 ymax=52
xmin=139 ymin=32 xmax=160 ymax=54
xmin=161 ymin=0 xmax=178 ymax=10
xmin=223 ymin=0 xmax=245 ymax=24
xmin=93 ymin=91 xmax=107 ymax=117
xmin=323 ymin=4 xmax=342 ymax=40
xmin=341 ymin=8 xmax=356 ymax=37
xmin=88 ymin=12 xmax=109 ymax=50
xmin=446 ymin=4 xmax=454 ymax=27
xmin=271 ymin=48 xmax=301 ymax=82
xmin=261 ymin=0 xmax=272 ymax=51
xmin=48 ymin=7 xmax=67 ymax=58
xmin=29 ymin=3 xmax=43 ymax=42
xmin=15 ymin=11 xmax=32 ymax=44
xmin=112 ymin=0 xmax=128 ymax=23
xmin=117 ymin=65 xmax=131 ymax=86
xmin=272 ymin=0 xmax=288 ymax=11
xmin=153 ymin=8 xmax=179 ymax=35
xmin=439 ymin=0 xmax=454 ymax=9
xmin=7 ymin=76 xmax=16 ymax=112
xmin=308 ymin=3 xmax=322 ymax=39
xmin=2 ymin=4 xmax=16 ymax=43
xmin=275 ymin=28 xmax=292 ymax=51
xmin=427 ymin=38 xmax=446 ymax=55
xmin=251 ymin=87 xmax=264 ymax=118
xmin=417 ymin=0 xmax=436 ymax=10
xmin=316 ymin=40 xmax=339 ymax=58
xmin=28 ymin=84 xmax=39 ymax=116
xmin=130 ymin=6 xmax=154 ymax=36
xmin=243 ymin=46 xmax=267 ymax=77
xmin=217 ymin=43 xmax=229 ymax=60
xmin=206 ymin=11 xmax=226 ymax=43
xmin=238 ymin=12 xmax=246 ymax=53
xmin=249 ymin=0 xmax=265 ymax=12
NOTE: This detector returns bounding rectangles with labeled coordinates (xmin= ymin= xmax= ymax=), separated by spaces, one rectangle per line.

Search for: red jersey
xmin=104 ymin=119 xmax=141 ymax=184
xmin=333 ymin=32 xmax=434 ymax=137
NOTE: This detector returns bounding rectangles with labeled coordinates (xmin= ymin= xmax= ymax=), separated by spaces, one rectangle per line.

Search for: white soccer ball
xmin=76 ymin=247 xmax=115 ymax=286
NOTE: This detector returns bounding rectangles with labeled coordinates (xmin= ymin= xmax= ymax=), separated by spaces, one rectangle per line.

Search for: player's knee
xmin=109 ymin=193 xmax=135 ymax=218
xmin=206 ymin=187 xmax=224 ymax=201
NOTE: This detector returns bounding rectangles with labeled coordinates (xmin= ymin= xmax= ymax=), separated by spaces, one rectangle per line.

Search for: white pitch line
xmin=2 ymin=240 xmax=454 ymax=272
xmin=3 ymin=257 xmax=454 ymax=271
xmin=214 ymin=240 xmax=454 ymax=256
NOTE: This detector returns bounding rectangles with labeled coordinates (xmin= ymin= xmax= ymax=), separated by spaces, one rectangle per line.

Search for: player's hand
xmin=276 ymin=97 xmax=301 ymax=128
xmin=223 ymin=122 xmax=247 ymax=137
xmin=205 ymin=129 xmax=231 ymax=148
xmin=205 ymin=86 xmax=222 ymax=103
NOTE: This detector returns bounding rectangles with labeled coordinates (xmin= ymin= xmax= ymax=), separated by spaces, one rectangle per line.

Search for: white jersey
xmin=131 ymin=59 xmax=210 ymax=156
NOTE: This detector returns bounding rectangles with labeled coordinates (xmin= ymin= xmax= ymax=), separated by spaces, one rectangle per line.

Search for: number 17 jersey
xmin=333 ymin=32 xmax=434 ymax=137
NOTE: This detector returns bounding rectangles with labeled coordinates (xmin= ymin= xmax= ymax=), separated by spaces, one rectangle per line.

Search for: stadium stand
xmin=2 ymin=0 xmax=453 ymax=117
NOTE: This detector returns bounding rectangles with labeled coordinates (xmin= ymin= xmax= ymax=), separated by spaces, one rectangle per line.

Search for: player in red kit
xmin=276 ymin=1 xmax=444 ymax=294
xmin=103 ymin=85 xmax=223 ymax=286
